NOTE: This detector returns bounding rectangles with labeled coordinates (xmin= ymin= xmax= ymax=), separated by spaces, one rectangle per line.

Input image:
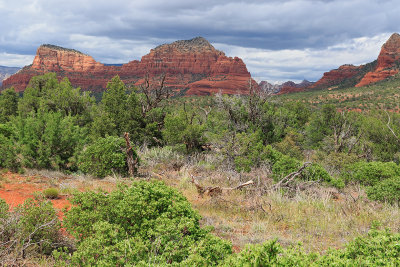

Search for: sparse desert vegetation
xmin=1 ymin=73 xmax=400 ymax=265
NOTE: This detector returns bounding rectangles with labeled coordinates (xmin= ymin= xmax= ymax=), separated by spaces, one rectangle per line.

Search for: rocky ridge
xmin=310 ymin=33 xmax=400 ymax=91
xmin=258 ymin=80 xmax=314 ymax=94
xmin=2 ymin=37 xmax=254 ymax=95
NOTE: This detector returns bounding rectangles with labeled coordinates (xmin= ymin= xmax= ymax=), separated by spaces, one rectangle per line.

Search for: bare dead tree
xmin=139 ymin=74 xmax=170 ymax=117
xmin=124 ymin=132 xmax=139 ymax=177
xmin=385 ymin=110 xmax=400 ymax=141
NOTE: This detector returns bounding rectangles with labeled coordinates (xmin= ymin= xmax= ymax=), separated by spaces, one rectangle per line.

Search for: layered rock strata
xmin=2 ymin=38 xmax=254 ymax=95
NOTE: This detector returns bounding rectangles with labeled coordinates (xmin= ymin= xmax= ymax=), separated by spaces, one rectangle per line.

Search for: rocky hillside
xmin=0 ymin=66 xmax=20 ymax=86
xmin=2 ymin=37 xmax=255 ymax=95
xmin=310 ymin=33 xmax=400 ymax=91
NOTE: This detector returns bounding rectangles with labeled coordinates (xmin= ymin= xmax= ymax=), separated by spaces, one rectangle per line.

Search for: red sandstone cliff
xmin=311 ymin=33 xmax=400 ymax=90
xmin=2 ymin=37 xmax=254 ymax=95
xmin=356 ymin=33 xmax=400 ymax=87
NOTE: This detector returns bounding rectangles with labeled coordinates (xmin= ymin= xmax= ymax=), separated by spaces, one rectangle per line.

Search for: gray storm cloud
xmin=0 ymin=0 xmax=398 ymax=82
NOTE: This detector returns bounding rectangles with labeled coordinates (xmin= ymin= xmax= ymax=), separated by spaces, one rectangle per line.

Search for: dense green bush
xmin=13 ymin=112 xmax=86 ymax=170
xmin=366 ymin=177 xmax=400 ymax=204
xmin=0 ymin=125 xmax=20 ymax=170
xmin=63 ymin=181 xmax=232 ymax=265
xmin=271 ymin=154 xmax=301 ymax=180
xmin=344 ymin=161 xmax=400 ymax=186
xmin=301 ymin=163 xmax=332 ymax=183
xmin=78 ymin=136 xmax=130 ymax=178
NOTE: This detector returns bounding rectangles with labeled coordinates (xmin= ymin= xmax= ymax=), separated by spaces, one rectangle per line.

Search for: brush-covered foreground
xmin=1 ymin=169 xmax=400 ymax=266
xmin=1 ymin=73 xmax=400 ymax=265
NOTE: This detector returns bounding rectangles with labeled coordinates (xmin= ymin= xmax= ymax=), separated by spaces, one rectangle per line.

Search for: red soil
xmin=0 ymin=172 xmax=70 ymax=219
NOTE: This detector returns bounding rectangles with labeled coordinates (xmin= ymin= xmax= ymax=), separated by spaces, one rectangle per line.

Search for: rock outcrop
xmin=2 ymin=37 xmax=254 ymax=95
xmin=355 ymin=33 xmax=400 ymax=87
xmin=311 ymin=33 xmax=400 ymax=90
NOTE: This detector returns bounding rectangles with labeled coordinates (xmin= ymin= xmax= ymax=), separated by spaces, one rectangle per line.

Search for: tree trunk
xmin=124 ymin=132 xmax=138 ymax=177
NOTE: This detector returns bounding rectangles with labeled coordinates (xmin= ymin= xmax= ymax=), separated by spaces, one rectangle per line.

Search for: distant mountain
xmin=2 ymin=37 xmax=256 ymax=95
xmin=258 ymin=79 xmax=314 ymax=94
xmin=258 ymin=80 xmax=282 ymax=94
xmin=0 ymin=66 xmax=20 ymax=86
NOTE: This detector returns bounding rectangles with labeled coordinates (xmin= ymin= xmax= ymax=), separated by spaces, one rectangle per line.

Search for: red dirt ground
xmin=0 ymin=172 xmax=71 ymax=219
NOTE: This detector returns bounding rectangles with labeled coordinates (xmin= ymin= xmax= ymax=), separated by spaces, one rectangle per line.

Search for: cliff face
xmin=311 ymin=33 xmax=400 ymax=90
xmin=355 ymin=33 xmax=400 ymax=87
xmin=31 ymin=45 xmax=105 ymax=72
xmin=310 ymin=64 xmax=364 ymax=90
xmin=2 ymin=37 xmax=254 ymax=95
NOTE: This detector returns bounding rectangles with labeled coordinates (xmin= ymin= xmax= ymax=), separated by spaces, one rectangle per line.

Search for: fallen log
xmin=191 ymin=175 xmax=253 ymax=197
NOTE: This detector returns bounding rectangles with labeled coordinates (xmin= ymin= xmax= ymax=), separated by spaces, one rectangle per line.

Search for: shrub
xmin=344 ymin=161 xmax=400 ymax=186
xmin=63 ymin=180 xmax=232 ymax=265
xmin=0 ymin=131 xmax=20 ymax=171
xmin=366 ymin=177 xmax=400 ymax=204
xmin=301 ymin=163 xmax=332 ymax=183
xmin=0 ymin=196 xmax=62 ymax=263
xmin=272 ymin=154 xmax=301 ymax=180
xmin=43 ymin=188 xmax=59 ymax=199
xmin=222 ymin=230 xmax=400 ymax=266
xmin=78 ymin=136 xmax=131 ymax=178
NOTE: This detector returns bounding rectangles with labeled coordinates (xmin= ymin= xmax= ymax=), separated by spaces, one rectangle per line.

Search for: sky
xmin=0 ymin=0 xmax=399 ymax=83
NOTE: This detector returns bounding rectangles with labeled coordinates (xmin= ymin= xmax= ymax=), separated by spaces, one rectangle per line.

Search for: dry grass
xmin=138 ymin=148 xmax=400 ymax=252
xmin=2 ymin=148 xmax=400 ymax=254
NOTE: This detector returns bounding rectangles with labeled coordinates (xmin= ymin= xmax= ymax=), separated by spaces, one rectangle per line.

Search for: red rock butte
xmin=2 ymin=37 xmax=255 ymax=95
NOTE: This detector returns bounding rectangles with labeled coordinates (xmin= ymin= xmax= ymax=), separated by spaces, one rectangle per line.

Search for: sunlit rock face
xmin=3 ymin=37 xmax=256 ymax=95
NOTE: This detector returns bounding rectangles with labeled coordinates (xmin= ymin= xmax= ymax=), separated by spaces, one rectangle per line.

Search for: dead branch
xmin=191 ymin=175 xmax=253 ymax=197
xmin=385 ymin=110 xmax=400 ymax=141
xmin=270 ymin=162 xmax=311 ymax=190
xmin=140 ymin=74 xmax=170 ymax=117
xmin=124 ymin=132 xmax=138 ymax=177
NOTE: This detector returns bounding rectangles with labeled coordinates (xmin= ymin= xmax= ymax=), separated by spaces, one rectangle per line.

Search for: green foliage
xmin=222 ymin=240 xmax=283 ymax=266
xmin=78 ymin=136 xmax=129 ymax=178
xmin=0 ymin=198 xmax=8 ymax=220
xmin=63 ymin=181 xmax=232 ymax=265
xmin=272 ymin=154 xmax=301 ymax=180
xmin=301 ymin=163 xmax=332 ymax=183
xmin=163 ymin=108 xmax=206 ymax=152
xmin=92 ymin=75 xmax=156 ymax=145
xmin=366 ymin=177 xmax=400 ymax=204
xmin=0 ymin=124 xmax=20 ymax=170
xmin=14 ymin=197 xmax=61 ymax=254
xmin=43 ymin=188 xmax=59 ymax=199
xmin=223 ymin=229 xmax=400 ymax=266
xmin=0 ymin=87 xmax=18 ymax=123
xmin=18 ymin=73 xmax=94 ymax=122
xmin=13 ymin=112 xmax=86 ymax=170
xmin=344 ymin=161 xmax=400 ymax=186
xmin=217 ymin=131 xmax=268 ymax=172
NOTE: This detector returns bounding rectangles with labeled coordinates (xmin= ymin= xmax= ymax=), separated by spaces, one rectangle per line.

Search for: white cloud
xmin=0 ymin=53 xmax=34 ymax=67
xmin=215 ymin=33 xmax=391 ymax=83
xmin=0 ymin=0 xmax=398 ymax=82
